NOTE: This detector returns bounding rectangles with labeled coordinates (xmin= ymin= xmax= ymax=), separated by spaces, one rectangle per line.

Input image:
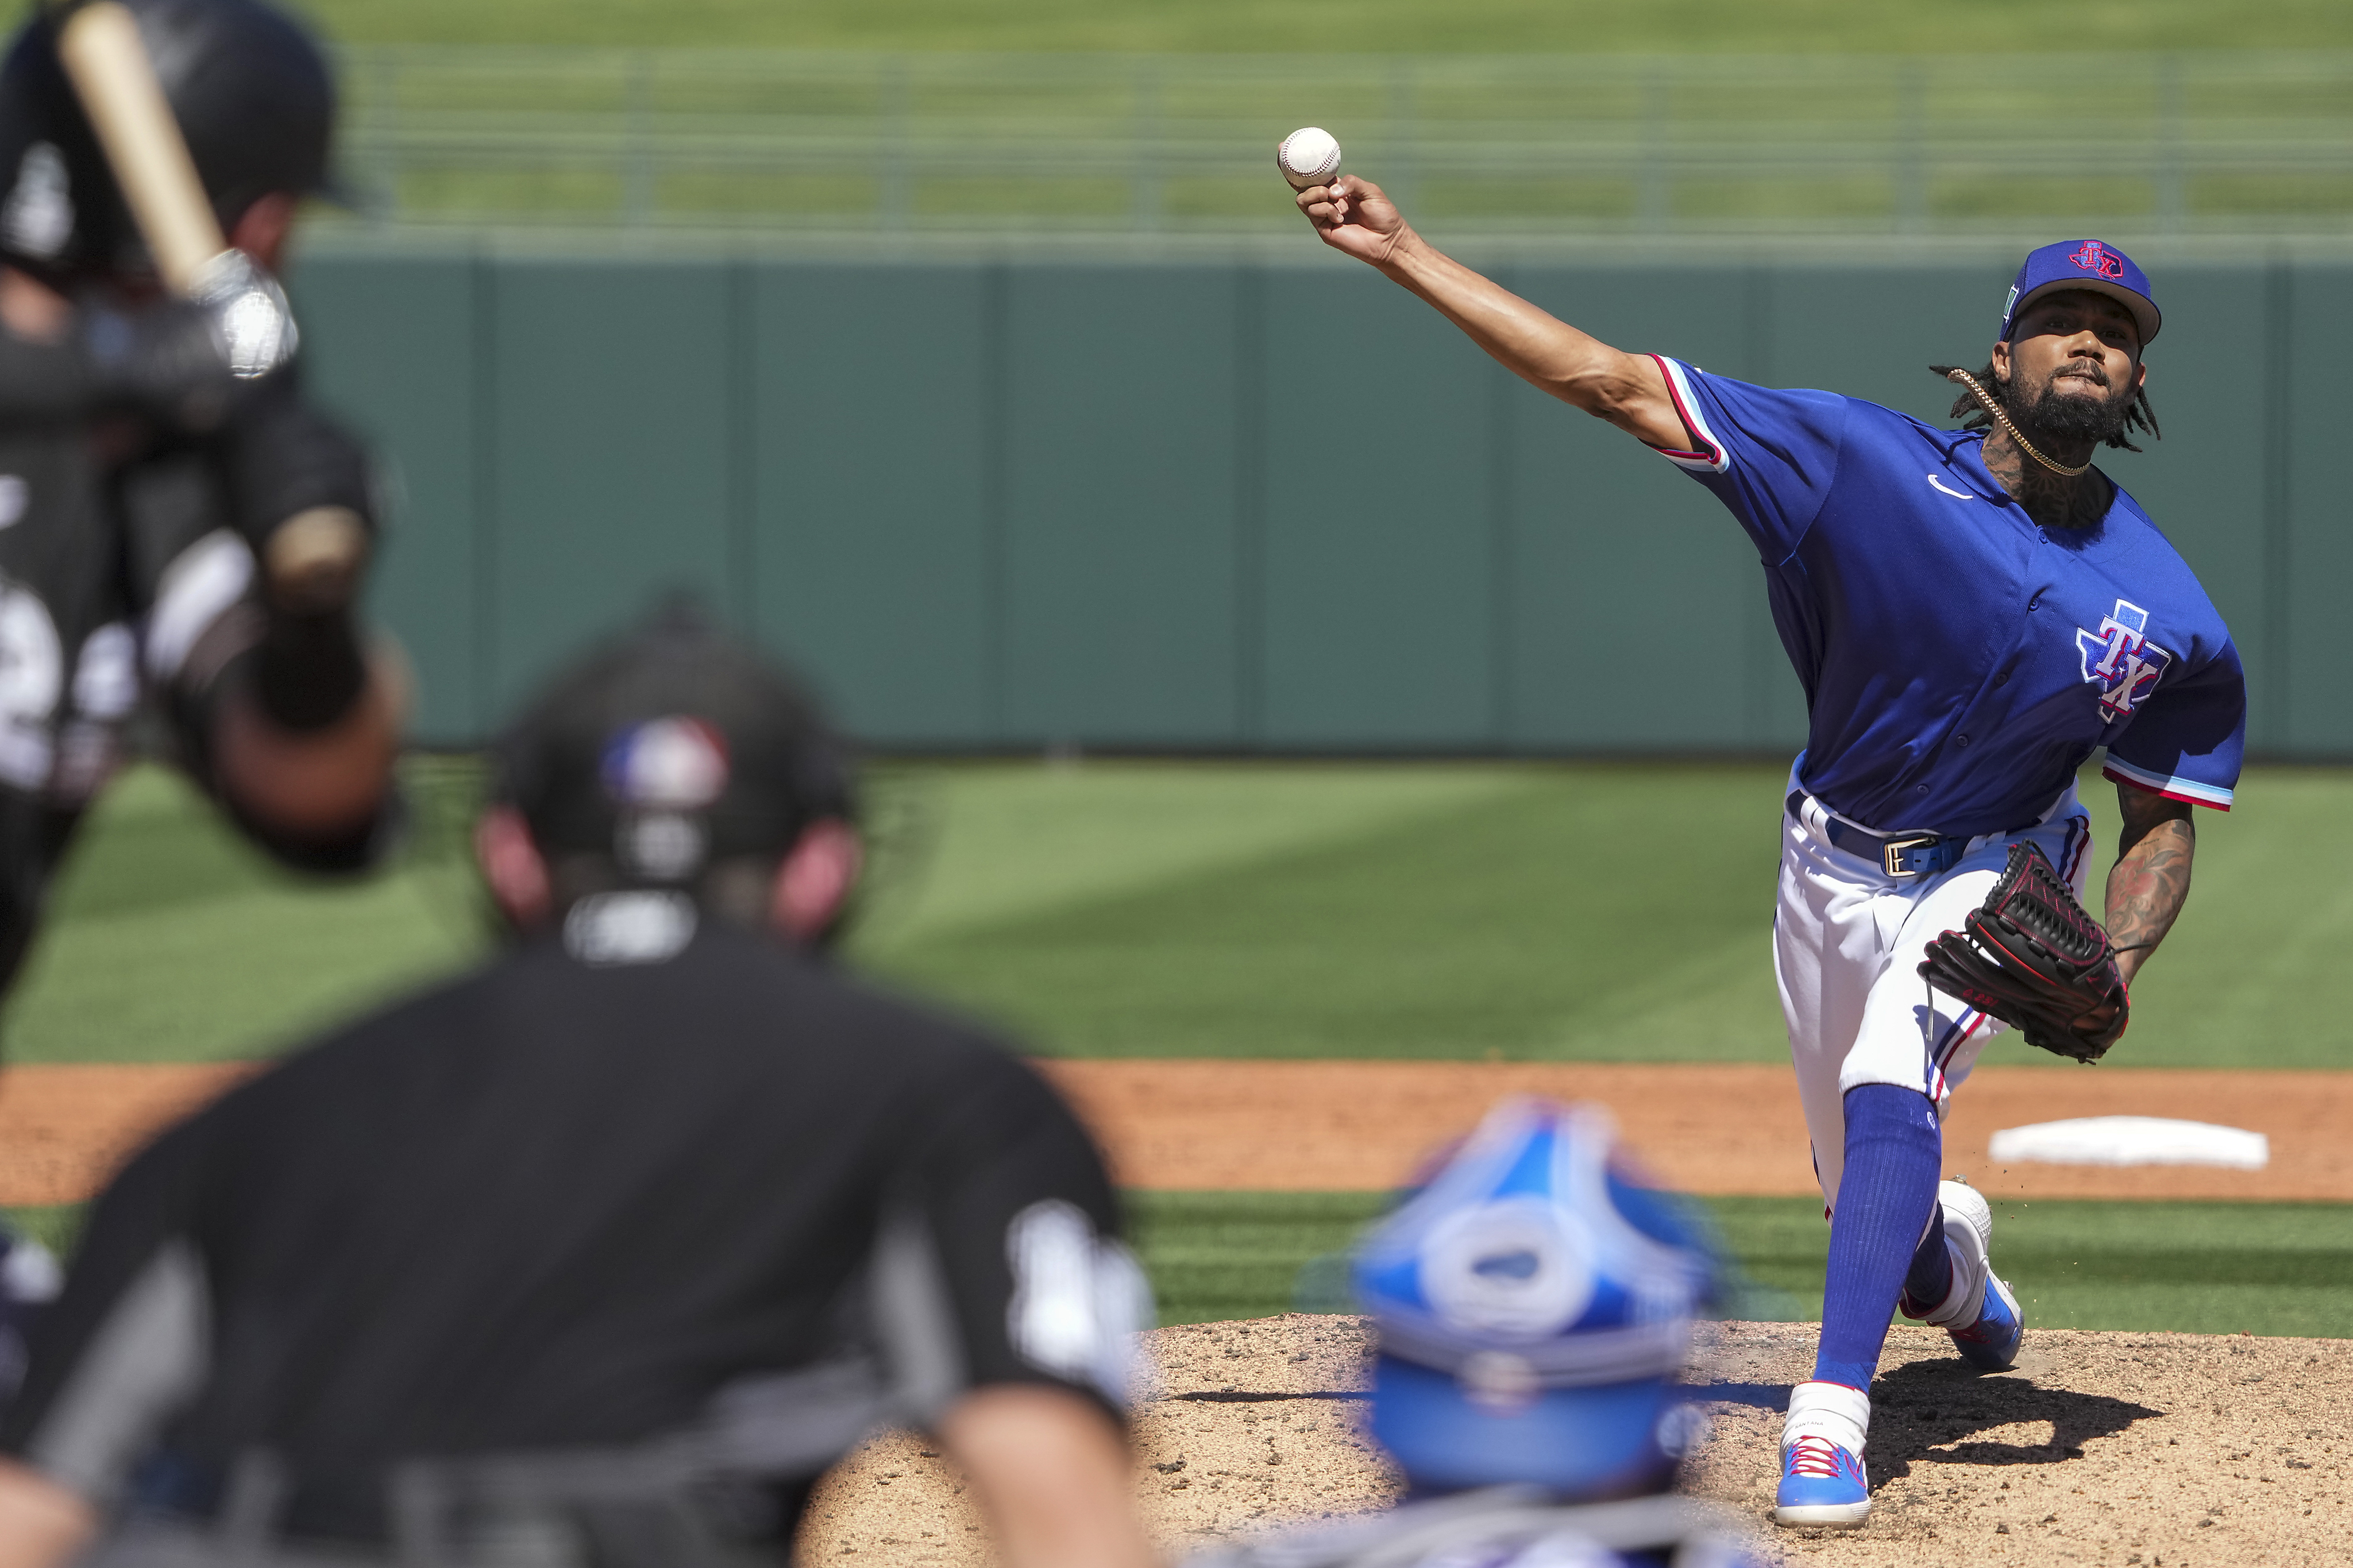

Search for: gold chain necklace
xmin=1943 ymin=367 xmax=2092 ymax=479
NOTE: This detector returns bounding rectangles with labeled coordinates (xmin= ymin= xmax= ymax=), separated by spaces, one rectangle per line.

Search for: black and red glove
xmin=1918 ymin=840 xmax=2128 ymax=1064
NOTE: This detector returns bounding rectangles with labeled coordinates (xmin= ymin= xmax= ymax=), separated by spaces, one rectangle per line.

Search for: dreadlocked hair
xmin=1928 ymin=362 xmax=2162 ymax=453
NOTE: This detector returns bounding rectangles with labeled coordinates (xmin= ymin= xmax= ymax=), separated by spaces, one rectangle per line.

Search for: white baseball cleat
xmin=1774 ymin=1381 xmax=1872 ymax=1528
xmin=1918 ymin=1176 xmax=2024 ymax=1371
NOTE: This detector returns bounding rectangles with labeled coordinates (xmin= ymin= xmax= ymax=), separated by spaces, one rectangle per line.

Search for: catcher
xmin=1184 ymin=1098 xmax=1767 ymax=1568
xmin=1294 ymin=166 xmax=2242 ymax=1528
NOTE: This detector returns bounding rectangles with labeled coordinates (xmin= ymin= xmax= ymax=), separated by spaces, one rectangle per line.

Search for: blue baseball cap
xmin=1999 ymin=240 xmax=2161 ymax=347
xmin=1351 ymin=1099 xmax=1716 ymax=1497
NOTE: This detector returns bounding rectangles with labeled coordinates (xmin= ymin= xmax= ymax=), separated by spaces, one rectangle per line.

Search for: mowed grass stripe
xmin=871 ymin=760 xmax=2353 ymax=1069
xmin=11 ymin=1193 xmax=2346 ymax=1338
xmin=1126 ymin=1191 xmax=1390 ymax=1329
xmin=4 ymin=767 xmax=482 ymax=1066
xmin=1129 ymin=1192 xmax=2353 ymax=1337
xmin=854 ymin=762 xmax=1532 ymax=947
xmin=9 ymin=760 xmax=2353 ymax=1068
xmin=874 ymin=763 xmax=1793 ymax=1060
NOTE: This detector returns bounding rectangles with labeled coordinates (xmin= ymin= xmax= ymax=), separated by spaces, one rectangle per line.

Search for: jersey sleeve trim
xmin=143 ymin=531 xmax=254 ymax=682
xmin=2103 ymin=757 xmax=2234 ymax=810
xmin=18 ymin=1239 xmax=211 ymax=1505
xmin=1646 ymin=356 xmax=1729 ymax=473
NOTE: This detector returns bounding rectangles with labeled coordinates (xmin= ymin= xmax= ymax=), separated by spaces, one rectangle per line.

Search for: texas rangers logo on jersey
xmin=2076 ymin=599 xmax=2171 ymax=720
xmin=2070 ymin=241 xmax=2126 ymax=280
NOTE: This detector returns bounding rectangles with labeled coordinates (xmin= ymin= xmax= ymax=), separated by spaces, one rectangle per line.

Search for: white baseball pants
xmin=1774 ymin=774 xmax=2093 ymax=1214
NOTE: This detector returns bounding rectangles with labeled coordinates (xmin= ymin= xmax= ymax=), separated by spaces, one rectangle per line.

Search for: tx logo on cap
xmin=602 ymin=717 xmax=730 ymax=809
xmin=2069 ymin=240 xmax=2125 ymax=280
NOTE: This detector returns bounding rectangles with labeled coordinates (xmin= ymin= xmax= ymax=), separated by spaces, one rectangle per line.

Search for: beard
xmin=2010 ymin=363 xmax=2135 ymax=446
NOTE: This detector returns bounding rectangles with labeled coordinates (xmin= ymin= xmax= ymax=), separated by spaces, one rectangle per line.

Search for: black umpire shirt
xmin=0 ymin=893 xmax=1136 ymax=1546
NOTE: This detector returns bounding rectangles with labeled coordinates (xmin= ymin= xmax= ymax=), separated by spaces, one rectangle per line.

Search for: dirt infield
xmin=1039 ymin=1060 xmax=2353 ymax=1201
xmin=0 ymin=1064 xmax=254 ymax=1204
xmin=1 ymin=1060 xmax=2346 ymax=1206
xmin=3 ymin=1063 xmax=2343 ymax=1565
xmin=798 ymin=1315 xmax=2353 ymax=1567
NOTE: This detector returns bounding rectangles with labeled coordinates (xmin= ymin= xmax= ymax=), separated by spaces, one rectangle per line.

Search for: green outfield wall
xmin=290 ymin=251 xmax=2351 ymax=754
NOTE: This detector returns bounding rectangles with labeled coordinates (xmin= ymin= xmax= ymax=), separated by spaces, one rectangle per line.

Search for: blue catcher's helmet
xmin=1352 ymin=1099 xmax=1716 ymax=1500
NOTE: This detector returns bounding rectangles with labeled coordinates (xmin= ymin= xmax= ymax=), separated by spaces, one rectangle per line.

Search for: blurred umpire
xmin=0 ymin=607 xmax=1158 ymax=1568
xmin=0 ymin=0 xmax=401 ymax=1376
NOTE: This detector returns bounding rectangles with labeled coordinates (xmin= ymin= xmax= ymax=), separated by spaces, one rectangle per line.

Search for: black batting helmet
xmin=0 ymin=0 xmax=337 ymax=281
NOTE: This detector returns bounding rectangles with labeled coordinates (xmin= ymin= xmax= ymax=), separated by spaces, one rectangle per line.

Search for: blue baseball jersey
xmin=1651 ymin=357 xmax=2244 ymax=837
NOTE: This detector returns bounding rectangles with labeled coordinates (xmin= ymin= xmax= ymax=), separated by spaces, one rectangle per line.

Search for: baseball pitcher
xmin=1293 ymin=177 xmax=2242 ymax=1528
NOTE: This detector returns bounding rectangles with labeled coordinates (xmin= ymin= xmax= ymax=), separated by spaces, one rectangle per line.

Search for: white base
xmin=1987 ymin=1115 xmax=2268 ymax=1169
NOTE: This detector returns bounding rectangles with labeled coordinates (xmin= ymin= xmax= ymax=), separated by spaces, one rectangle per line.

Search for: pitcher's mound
xmin=797 ymin=1316 xmax=2351 ymax=1567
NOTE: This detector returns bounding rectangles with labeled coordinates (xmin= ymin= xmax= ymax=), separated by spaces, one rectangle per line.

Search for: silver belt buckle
xmin=1881 ymin=833 xmax=1939 ymax=878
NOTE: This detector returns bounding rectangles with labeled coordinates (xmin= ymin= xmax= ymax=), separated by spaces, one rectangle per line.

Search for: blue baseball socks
xmin=1779 ymin=1084 xmax=1945 ymax=1527
xmin=1902 ymin=1196 xmax=1955 ymax=1316
xmin=1812 ymin=1083 xmax=1943 ymax=1392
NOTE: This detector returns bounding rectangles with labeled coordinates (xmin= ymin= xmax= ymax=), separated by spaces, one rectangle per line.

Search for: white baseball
xmin=1278 ymin=126 xmax=1343 ymax=191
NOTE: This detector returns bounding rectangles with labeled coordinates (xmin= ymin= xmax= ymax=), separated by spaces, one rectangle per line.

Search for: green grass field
xmin=856 ymin=759 xmax=2353 ymax=1071
xmin=7 ymin=755 xmax=2349 ymax=1336
xmin=17 ymin=1188 xmax=2343 ymax=1338
xmin=1129 ymin=1192 xmax=2353 ymax=1337
xmin=0 ymin=764 xmax=481 ymax=1065
xmin=287 ymin=0 xmax=2353 ymax=54
xmin=11 ymin=755 xmax=2352 ymax=1068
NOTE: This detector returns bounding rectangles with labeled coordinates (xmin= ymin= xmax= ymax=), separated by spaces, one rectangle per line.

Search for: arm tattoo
xmin=2105 ymin=784 xmax=2196 ymax=981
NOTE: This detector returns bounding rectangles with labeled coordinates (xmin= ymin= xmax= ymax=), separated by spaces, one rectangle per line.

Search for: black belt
xmin=1785 ymin=791 xmax=1972 ymax=879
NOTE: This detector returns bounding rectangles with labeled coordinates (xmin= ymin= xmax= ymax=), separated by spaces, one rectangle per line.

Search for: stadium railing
xmin=324 ymin=49 xmax=2353 ymax=238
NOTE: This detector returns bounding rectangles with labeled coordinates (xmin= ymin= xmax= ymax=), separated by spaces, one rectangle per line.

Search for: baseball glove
xmin=1917 ymin=841 xmax=2128 ymax=1064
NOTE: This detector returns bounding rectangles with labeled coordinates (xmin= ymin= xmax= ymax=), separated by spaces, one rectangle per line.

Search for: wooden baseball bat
xmin=51 ymin=0 xmax=225 ymax=295
xmin=47 ymin=2 xmax=369 ymax=604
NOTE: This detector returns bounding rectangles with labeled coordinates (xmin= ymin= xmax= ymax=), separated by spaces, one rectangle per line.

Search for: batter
xmin=0 ymin=0 xmax=402 ymax=1384
xmin=1291 ymin=180 xmax=2242 ymax=1528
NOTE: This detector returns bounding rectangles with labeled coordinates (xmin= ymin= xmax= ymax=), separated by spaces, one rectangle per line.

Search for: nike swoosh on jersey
xmin=1926 ymin=474 xmax=1975 ymax=500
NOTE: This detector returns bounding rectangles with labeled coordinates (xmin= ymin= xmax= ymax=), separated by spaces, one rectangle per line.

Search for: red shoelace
xmin=1785 ymin=1435 xmax=1856 ymax=1479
